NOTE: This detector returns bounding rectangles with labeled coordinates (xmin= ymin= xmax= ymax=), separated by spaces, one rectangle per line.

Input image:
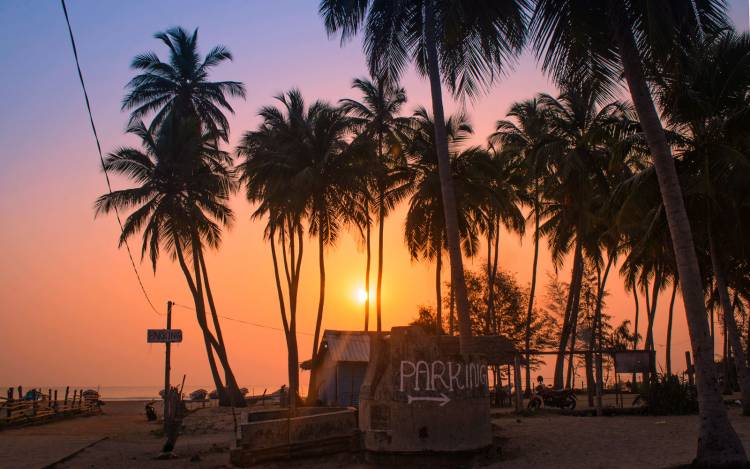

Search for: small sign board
xmin=613 ymin=350 xmax=653 ymax=373
xmin=147 ymin=329 xmax=182 ymax=343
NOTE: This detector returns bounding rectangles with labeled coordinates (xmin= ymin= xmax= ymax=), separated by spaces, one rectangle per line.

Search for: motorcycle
xmin=527 ymin=386 xmax=577 ymax=411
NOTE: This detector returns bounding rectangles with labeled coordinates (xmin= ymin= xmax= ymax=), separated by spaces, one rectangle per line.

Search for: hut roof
xmin=301 ymin=330 xmax=378 ymax=370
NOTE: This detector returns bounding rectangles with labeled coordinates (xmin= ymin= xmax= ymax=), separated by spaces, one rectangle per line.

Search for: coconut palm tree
xmin=658 ymin=29 xmax=750 ymax=415
xmin=122 ymin=27 xmax=246 ymax=140
xmin=95 ymin=117 xmax=244 ymax=406
xmin=238 ymin=89 xmax=360 ymax=403
xmin=537 ymin=79 xmax=632 ymax=388
xmin=480 ymin=147 xmax=526 ymax=335
xmin=340 ymin=75 xmax=410 ymax=332
xmin=404 ymin=108 xmax=482 ymax=333
xmin=237 ymin=99 xmax=310 ymax=411
xmin=320 ymin=0 xmax=529 ymax=352
xmin=530 ymin=1 xmax=747 ymax=462
xmin=491 ymin=97 xmax=552 ymax=392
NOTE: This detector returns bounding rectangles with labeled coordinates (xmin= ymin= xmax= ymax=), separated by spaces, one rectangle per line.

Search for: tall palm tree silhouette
xmin=340 ymin=74 xmax=410 ymax=333
xmin=530 ymin=1 xmax=746 ymax=462
xmin=319 ymin=0 xmax=529 ymax=352
xmin=122 ymin=27 xmax=245 ymax=141
xmin=95 ymin=117 xmax=244 ymax=406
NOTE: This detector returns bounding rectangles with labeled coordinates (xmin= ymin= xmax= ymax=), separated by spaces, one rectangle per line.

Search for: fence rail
xmin=0 ymin=386 xmax=101 ymax=428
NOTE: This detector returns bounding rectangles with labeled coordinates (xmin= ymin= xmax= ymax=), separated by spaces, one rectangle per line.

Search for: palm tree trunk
xmin=666 ymin=280 xmax=678 ymax=376
xmin=525 ymin=185 xmax=541 ymax=394
xmin=189 ymin=236 xmax=238 ymax=407
xmin=312 ymin=232 xmax=326 ymax=360
xmin=615 ymin=22 xmax=747 ymax=464
xmin=486 ymin=216 xmax=501 ymax=334
xmin=270 ymin=223 xmax=302 ymax=411
xmin=365 ymin=203 xmax=371 ymax=332
xmin=586 ymin=255 xmax=614 ymax=406
xmin=645 ymin=268 xmax=662 ymax=353
xmin=632 ymin=283 xmax=640 ymax=386
xmin=436 ymin=246 xmax=443 ymax=334
xmin=554 ymin=237 xmax=583 ymax=388
xmin=565 ymin=240 xmax=585 ymax=389
xmin=566 ymin=273 xmax=583 ymax=389
xmin=198 ymin=252 xmax=245 ymax=406
xmin=449 ymin=283 xmax=455 ymax=336
xmin=376 ymin=196 xmax=385 ymax=333
xmin=424 ymin=0 xmax=473 ymax=353
xmin=709 ymin=226 xmax=750 ymax=415
xmin=173 ymin=237 xmax=229 ymax=405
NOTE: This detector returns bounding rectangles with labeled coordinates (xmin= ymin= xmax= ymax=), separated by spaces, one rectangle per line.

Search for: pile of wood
xmin=0 ymin=386 xmax=101 ymax=428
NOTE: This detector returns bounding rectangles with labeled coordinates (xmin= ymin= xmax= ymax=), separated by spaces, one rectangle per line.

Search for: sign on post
xmin=147 ymin=329 xmax=183 ymax=343
xmin=613 ymin=350 xmax=653 ymax=373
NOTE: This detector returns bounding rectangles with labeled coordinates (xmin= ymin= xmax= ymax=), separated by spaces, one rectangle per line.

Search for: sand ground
xmin=3 ymin=400 xmax=750 ymax=468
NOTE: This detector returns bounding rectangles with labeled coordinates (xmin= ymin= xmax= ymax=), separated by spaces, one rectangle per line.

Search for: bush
xmin=636 ymin=374 xmax=698 ymax=415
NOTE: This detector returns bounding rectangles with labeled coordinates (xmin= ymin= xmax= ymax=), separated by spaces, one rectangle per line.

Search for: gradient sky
xmin=1 ymin=1 xmax=748 ymax=391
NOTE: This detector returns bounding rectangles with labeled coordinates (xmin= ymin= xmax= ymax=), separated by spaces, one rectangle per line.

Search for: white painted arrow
xmin=407 ymin=393 xmax=451 ymax=406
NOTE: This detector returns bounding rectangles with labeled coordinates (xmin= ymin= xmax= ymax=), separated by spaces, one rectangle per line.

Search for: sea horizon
xmin=0 ymin=384 xmax=286 ymax=401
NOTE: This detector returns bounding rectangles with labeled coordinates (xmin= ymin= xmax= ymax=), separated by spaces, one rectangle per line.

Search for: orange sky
xmin=1 ymin=1 xmax=746 ymax=392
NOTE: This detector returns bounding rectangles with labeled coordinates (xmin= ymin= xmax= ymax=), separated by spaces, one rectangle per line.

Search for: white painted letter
xmin=400 ymin=360 xmax=416 ymax=392
xmin=415 ymin=361 xmax=430 ymax=391
xmin=431 ymin=361 xmax=449 ymax=391
xmin=449 ymin=362 xmax=464 ymax=390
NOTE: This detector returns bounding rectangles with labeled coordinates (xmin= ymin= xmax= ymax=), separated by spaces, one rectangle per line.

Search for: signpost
xmin=147 ymin=301 xmax=182 ymax=433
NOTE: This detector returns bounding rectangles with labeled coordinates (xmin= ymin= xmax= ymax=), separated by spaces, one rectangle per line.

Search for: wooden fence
xmin=0 ymin=386 xmax=101 ymax=428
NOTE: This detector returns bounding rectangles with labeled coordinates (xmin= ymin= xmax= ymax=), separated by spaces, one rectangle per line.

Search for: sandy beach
xmin=2 ymin=400 xmax=750 ymax=468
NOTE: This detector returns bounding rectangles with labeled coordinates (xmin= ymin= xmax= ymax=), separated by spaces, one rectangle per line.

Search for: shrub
xmin=636 ymin=374 xmax=698 ymax=415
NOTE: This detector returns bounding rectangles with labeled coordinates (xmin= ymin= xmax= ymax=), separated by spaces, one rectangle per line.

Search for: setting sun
xmin=355 ymin=288 xmax=369 ymax=304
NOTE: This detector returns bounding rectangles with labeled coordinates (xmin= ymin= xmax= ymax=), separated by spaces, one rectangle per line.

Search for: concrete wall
xmin=237 ymin=408 xmax=358 ymax=449
xmin=359 ymin=326 xmax=492 ymax=453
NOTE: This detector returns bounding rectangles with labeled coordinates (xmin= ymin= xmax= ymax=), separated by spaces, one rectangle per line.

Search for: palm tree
xmin=320 ymin=0 xmax=529 ymax=352
xmin=239 ymin=90 xmax=360 ymax=404
xmin=122 ymin=27 xmax=246 ymax=140
xmin=340 ymin=75 xmax=410 ymax=332
xmin=536 ymin=80 xmax=631 ymax=388
xmin=491 ymin=97 xmax=552 ymax=392
xmin=480 ymin=148 xmax=526 ymax=335
xmin=530 ymin=1 xmax=747 ymax=462
xmin=95 ymin=117 xmax=244 ymax=406
xmin=404 ymin=108 xmax=482 ymax=333
xmin=658 ymin=29 xmax=750 ymax=415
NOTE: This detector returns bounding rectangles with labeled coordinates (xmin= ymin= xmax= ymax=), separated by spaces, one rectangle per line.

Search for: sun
xmin=355 ymin=288 xmax=369 ymax=304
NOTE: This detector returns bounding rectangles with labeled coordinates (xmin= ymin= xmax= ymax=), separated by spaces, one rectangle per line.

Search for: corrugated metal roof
xmin=322 ymin=330 xmax=371 ymax=362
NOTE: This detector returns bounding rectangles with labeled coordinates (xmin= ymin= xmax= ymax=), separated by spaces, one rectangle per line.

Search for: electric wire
xmin=61 ymin=0 xmax=161 ymax=316
xmin=62 ymin=1 xmax=317 ymax=336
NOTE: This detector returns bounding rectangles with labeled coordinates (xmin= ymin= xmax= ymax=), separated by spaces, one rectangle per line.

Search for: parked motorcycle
xmin=527 ymin=386 xmax=577 ymax=411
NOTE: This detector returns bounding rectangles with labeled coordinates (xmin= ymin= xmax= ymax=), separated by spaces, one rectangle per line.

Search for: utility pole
xmin=165 ymin=300 xmax=173 ymax=406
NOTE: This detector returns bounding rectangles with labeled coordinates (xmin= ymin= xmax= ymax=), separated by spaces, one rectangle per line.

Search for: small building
xmin=302 ymin=330 xmax=374 ymax=407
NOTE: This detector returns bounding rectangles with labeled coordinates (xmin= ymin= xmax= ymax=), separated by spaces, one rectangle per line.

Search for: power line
xmin=172 ymin=303 xmax=313 ymax=336
xmin=61 ymin=0 xmax=160 ymax=316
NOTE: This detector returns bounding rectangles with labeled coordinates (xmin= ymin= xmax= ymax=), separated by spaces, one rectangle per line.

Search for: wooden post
xmin=685 ymin=351 xmax=694 ymax=386
xmin=54 ymin=390 xmax=58 ymax=410
xmin=514 ymin=355 xmax=523 ymax=412
xmin=48 ymin=389 xmax=52 ymax=408
xmin=595 ymin=352 xmax=603 ymax=416
xmin=18 ymin=386 xmax=22 ymax=400
xmin=164 ymin=301 xmax=174 ymax=434
xmin=7 ymin=387 xmax=13 ymax=402
xmin=64 ymin=386 xmax=70 ymax=404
